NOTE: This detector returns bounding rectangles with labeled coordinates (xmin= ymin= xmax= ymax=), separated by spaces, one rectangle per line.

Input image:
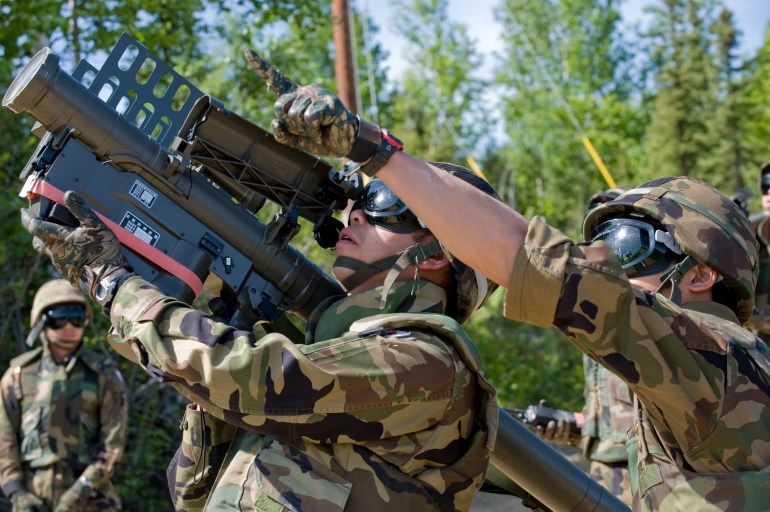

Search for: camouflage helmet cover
xmin=587 ymin=187 xmax=626 ymax=209
xmin=429 ymin=162 xmax=501 ymax=323
xmin=30 ymin=278 xmax=92 ymax=325
xmin=583 ymin=177 xmax=759 ymax=324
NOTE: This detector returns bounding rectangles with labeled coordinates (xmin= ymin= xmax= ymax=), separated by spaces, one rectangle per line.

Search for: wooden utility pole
xmin=331 ymin=0 xmax=358 ymax=113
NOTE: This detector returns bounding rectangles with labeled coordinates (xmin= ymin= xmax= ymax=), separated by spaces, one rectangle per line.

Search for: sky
xmin=361 ymin=0 xmax=770 ymax=80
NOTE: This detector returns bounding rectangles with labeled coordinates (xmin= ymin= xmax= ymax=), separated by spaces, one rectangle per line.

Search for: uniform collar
xmin=682 ymin=300 xmax=740 ymax=324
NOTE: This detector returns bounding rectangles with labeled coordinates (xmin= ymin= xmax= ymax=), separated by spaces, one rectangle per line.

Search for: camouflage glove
xmin=20 ymin=191 xmax=129 ymax=303
xmin=53 ymin=478 xmax=91 ymax=512
xmin=10 ymin=490 xmax=47 ymax=512
xmin=244 ymin=49 xmax=396 ymax=171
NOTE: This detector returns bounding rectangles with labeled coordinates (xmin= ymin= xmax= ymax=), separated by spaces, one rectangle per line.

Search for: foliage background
xmin=0 ymin=0 xmax=768 ymax=509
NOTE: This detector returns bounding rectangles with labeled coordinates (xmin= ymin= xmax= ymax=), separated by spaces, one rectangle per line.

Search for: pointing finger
xmin=244 ymin=48 xmax=298 ymax=96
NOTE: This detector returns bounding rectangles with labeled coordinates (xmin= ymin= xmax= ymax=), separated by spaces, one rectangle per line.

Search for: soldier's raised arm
xmin=244 ymin=49 xmax=527 ymax=288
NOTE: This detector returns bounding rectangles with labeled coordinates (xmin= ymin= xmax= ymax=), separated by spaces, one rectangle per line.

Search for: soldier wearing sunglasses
xmin=240 ymin=50 xmax=770 ymax=511
xmin=20 ymin=163 xmax=500 ymax=511
xmin=0 ymin=279 xmax=128 ymax=512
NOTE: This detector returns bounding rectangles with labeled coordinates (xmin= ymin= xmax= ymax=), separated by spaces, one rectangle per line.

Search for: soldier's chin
xmin=48 ymin=339 xmax=81 ymax=349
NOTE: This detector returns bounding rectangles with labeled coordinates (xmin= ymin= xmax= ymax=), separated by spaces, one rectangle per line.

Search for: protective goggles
xmin=590 ymin=218 xmax=683 ymax=277
xmin=761 ymin=173 xmax=770 ymax=195
xmin=350 ymin=180 xmax=424 ymax=233
xmin=44 ymin=306 xmax=87 ymax=329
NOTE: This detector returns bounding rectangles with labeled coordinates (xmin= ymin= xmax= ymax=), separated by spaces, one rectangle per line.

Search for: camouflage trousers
xmin=24 ymin=464 xmax=121 ymax=511
xmin=588 ymin=460 xmax=632 ymax=506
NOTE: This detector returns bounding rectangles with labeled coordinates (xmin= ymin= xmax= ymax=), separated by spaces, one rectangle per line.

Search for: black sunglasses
xmin=45 ymin=306 xmax=87 ymax=329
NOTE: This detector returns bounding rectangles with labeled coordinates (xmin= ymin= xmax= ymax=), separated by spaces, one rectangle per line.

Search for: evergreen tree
xmin=643 ymin=0 xmax=720 ymax=180
xmin=743 ymin=22 xmax=770 ymax=193
xmin=705 ymin=7 xmax=754 ymax=193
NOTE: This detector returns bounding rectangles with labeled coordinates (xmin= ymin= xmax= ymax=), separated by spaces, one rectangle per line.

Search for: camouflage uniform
xmin=0 ymin=339 xmax=128 ymax=510
xmin=504 ymin=180 xmax=770 ymax=510
xmin=581 ymin=357 xmax=633 ymax=505
xmin=107 ymin=277 xmax=497 ymax=511
xmin=746 ymin=212 xmax=770 ymax=340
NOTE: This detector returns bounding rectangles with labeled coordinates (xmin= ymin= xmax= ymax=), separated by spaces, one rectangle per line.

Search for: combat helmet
xmin=26 ymin=279 xmax=92 ymax=347
xmin=583 ymin=177 xmax=759 ymax=324
xmin=336 ymin=162 xmax=499 ymax=323
xmin=30 ymin=279 xmax=91 ymax=325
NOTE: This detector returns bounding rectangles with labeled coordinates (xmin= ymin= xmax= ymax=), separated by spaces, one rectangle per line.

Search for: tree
xmin=743 ymin=21 xmax=770 ymax=200
xmin=493 ymin=0 xmax=647 ymax=237
xmin=386 ymin=0 xmax=487 ymax=163
xmin=642 ymin=0 xmax=720 ymax=180
xmin=702 ymin=7 xmax=752 ymax=193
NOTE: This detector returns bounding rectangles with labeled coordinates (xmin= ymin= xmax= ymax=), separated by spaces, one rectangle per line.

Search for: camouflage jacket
xmin=746 ymin=212 xmax=770 ymax=339
xmin=581 ymin=355 xmax=633 ymax=463
xmin=107 ymin=277 xmax=498 ymax=511
xmin=505 ymin=217 xmax=770 ymax=511
xmin=0 ymin=341 xmax=128 ymax=500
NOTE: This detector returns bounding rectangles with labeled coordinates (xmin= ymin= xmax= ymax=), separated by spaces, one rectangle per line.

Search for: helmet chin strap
xmin=655 ymin=255 xmax=697 ymax=304
xmin=334 ymin=240 xmax=444 ymax=309
xmin=378 ymin=240 xmax=443 ymax=309
xmin=335 ymin=254 xmax=401 ymax=291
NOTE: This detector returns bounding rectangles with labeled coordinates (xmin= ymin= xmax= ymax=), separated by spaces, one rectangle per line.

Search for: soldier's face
xmin=45 ymin=323 xmax=84 ymax=349
xmin=333 ymin=208 xmax=419 ymax=285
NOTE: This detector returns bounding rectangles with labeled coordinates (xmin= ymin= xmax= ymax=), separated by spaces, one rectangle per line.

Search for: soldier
xmin=746 ymin=162 xmax=770 ymax=339
xmin=241 ymin=52 xmax=770 ymax=510
xmin=20 ymin=164 xmax=500 ymax=511
xmin=0 ymin=279 xmax=128 ymax=512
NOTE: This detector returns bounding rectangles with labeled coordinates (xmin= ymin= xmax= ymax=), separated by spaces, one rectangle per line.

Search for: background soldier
xmin=746 ymin=161 xmax=770 ymax=340
xmin=0 ymin=279 xmax=128 ymax=512
xmin=20 ymin=166 xmax=500 ymax=511
xmin=243 ymin=51 xmax=770 ymax=510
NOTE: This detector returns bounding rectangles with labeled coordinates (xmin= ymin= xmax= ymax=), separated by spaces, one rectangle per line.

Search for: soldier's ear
xmin=686 ymin=263 xmax=719 ymax=293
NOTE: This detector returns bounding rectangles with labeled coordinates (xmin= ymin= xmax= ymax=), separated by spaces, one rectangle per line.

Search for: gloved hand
xmin=20 ymin=191 xmax=129 ymax=301
xmin=10 ymin=489 xmax=47 ymax=512
xmin=54 ymin=479 xmax=91 ymax=512
xmin=244 ymin=49 xmax=359 ymax=159
xmin=530 ymin=399 xmax=582 ymax=446
xmin=535 ymin=418 xmax=574 ymax=445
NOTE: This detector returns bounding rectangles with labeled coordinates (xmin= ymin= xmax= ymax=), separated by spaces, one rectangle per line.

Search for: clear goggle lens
xmin=591 ymin=218 xmax=682 ymax=277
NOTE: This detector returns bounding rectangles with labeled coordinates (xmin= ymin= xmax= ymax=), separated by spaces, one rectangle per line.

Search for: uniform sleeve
xmin=0 ymin=368 xmax=25 ymax=497
xmin=503 ymin=216 xmax=737 ymax=453
xmin=108 ymin=277 xmax=461 ymax=443
xmin=78 ymin=363 xmax=129 ymax=488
